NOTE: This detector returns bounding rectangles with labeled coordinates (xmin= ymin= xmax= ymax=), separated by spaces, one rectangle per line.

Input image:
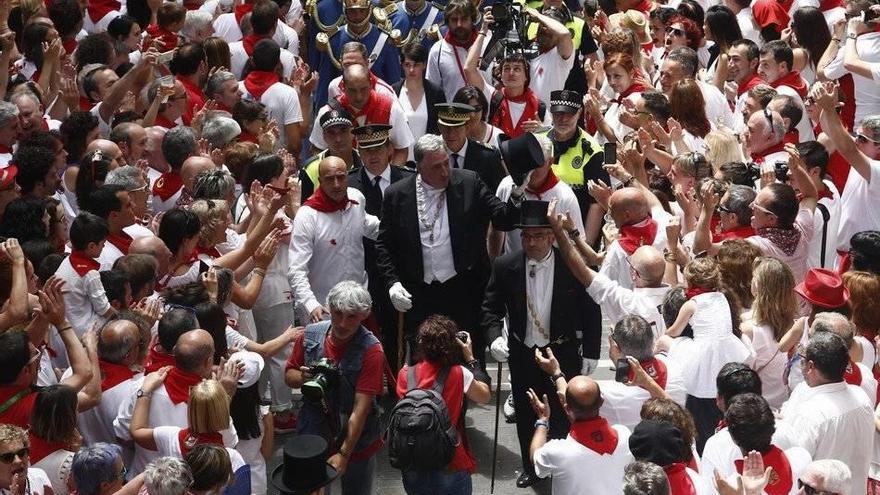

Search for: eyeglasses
xmin=665 ymin=26 xmax=685 ymax=37
xmin=749 ymin=201 xmax=776 ymax=216
xmin=117 ymin=465 xmax=128 ymax=481
xmin=169 ymin=93 xmax=188 ymax=101
xmin=797 ymin=479 xmax=836 ymax=495
xmin=625 ymin=256 xmax=643 ymax=279
xmin=717 ymin=204 xmax=733 ymax=214
xmin=128 ymin=184 xmax=149 ymax=193
xmin=763 ymin=108 xmax=777 ymax=135
xmin=0 ymin=448 xmax=29 ymax=464
xmin=165 ymin=303 xmax=198 ymax=317
xmin=852 ymin=131 xmax=880 ymax=145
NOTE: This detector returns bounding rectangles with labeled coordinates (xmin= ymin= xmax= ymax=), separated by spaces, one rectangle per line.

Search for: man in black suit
xmin=481 ymin=200 xmax=591 ymax=489
xmin=375 ymin=133 xmax=530 ymax=365
xmin=347 ymin=124 xmax=414 ymax=369
xmin=435 ymin=103 xmax=507 ymax=193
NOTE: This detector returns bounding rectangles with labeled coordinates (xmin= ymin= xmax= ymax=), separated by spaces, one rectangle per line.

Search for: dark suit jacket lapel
xmin=402 ymin=176 xmax=423 ymax=271
xmin=446 ymin=172 xmax=464 ymax=272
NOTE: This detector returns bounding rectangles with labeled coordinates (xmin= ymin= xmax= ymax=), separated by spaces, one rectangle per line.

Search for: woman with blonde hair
xmin=843 ymin=271 xmax=880 ymax=369
xmin=716 ymin=240 xmax=762 ymax=311
xmin=130 ymin=374 xmax=251 ymax=493
xmin=740 ymin=257 xmax=800 ymax=409
xmin=703 ymin=129 xmax=744 ymax=171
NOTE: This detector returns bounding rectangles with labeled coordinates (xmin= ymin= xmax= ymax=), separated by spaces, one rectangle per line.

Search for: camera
xmin=456 ymin=331 xmax=469 ymax=344
xmin=480 ymin=1 xmax=540 ymax=70
xmin=301 ymin=358 xmax=339 ymax=402
xmin=774 ymin=161 xmax=789 ymax=182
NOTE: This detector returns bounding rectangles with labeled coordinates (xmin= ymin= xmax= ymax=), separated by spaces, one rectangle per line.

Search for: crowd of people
xmin=0 ymin=0 xmax=879 ymax=491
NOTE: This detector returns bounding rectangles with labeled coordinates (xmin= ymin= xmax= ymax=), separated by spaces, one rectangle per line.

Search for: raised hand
xmin=526 ymin=388 xmax=551 ymax=421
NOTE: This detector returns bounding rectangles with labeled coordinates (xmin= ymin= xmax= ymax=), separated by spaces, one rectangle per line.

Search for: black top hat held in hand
xmin=271 ymin=435 xmax=339 ymax=495
xmin=500 ymin=133 xmax=545 ymax=185
xmin=516 ymin=200 xmax=551 ymax=228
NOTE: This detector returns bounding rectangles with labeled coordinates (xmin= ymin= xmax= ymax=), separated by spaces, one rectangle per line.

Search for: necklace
xmin=525 ymin=293 xmax=551 ymax=341
xmin=415 ymin=176 xmax=445 ymax=243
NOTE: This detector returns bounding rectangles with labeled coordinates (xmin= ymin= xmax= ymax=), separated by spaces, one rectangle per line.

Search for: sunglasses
xmin=665 ymin=26 xmax=685 ymax=37
xmin=128 ymin=184 xmax=149 ymax=193
xmin=750 ymin=201 xmax=776 ymax=216
xmin=168 ymin=93 xmax=188 ymax=101
xmin=117 ymin=465 xmax=128 ymax=481
xmin=797 ymin=479 xmax=836 ymax=495
xmin=763 ymin=108 xmax=776 ymax=135
xmin=717 ymin=204 xmax=733 ymax=214
xmin=853 ymin=131 xmax=880 ymax=145
xmin=0 ymin=448 xmax=29 ymax=464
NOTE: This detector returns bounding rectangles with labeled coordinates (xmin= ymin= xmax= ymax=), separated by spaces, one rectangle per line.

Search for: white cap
xmin=228 ymin=350 xmax=264 ymax=388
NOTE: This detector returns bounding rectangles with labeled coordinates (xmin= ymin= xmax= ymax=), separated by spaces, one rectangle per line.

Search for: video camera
xmin=301 ymin=358 xmax=339 ymax=402
xmin=480 ymin=1 xmax=541 ymax=70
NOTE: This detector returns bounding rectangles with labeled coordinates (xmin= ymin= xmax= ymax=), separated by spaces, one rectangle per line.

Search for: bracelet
xmin=622 ymin=176 xmax=635 ymax=187
xmin=534 ymin=419 xmax=549 ymax=429
xmin=466 ymin=359 xmax=479 ymax=368
xmin=567 ymin=228 xmax=580 ymax=240
xmin=477 ymin=31 xmax=487 ymax=36
xmin=339 ymin=447 xmax=351 ymax=458
xmin=57 ymin=325 xmax=73 ymax=333
xmin=848 ymin=33 xmax=858 ymax=40
xmin=663 ymin=249 xmax=677 ymax=263
xmin=253 ymin=268 xmax=266 ymax=277
xmin=551 ymin=372 xmax=565 ymax=382
xmin=832 ymin=37 xmax=841 ymax=43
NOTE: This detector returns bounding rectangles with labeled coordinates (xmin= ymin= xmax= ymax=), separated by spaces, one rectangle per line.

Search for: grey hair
xmin=192 ymin=169 xmax=236 ymax=201
xmin=182 ymin=10 xmax=213 ymax=41
xmin=811 ymin=311 xmax=855 ymax=345
xmin=201 ymin=115 xmax=241 ymax=150
xmin=144 ymin=457 xmax=193 ymax=495
xmin=802 ymin=459 xmax=851 ymax=494
xmin=106 ymin=165 xmax=147 ymax=191
xmin=766 ymin=110 xmax=786 ymax=137
xmin=326 ymin=280 xmax=372 ymax=315
xmin=722 ymin=185 xmax=756 ymax=227
xmin=9 ymin=90 xmax=40 ymax=109
xmin=861 ymin=115 xmax=880 ymax=142
xmin=610 ymin=315 xmax=654 ymax=361
xmin=623 ymin=461 xmax=670 ymax=495
xmin=71 ymin=443 xmax=123 ymax=495
xmin=162 ymin=126 xmax=198 ymax=169
xmin=97 ymin=321 xmax=138 ymax=363
xmin=414 ymin=134 xmax=446 ymax=165
xmin=205 ymin=71 xmax=237 ymax=100
xmin=341 ymin=41 xmax=368 ymax=60
xmin=666 ymin=47 xmax=698 ymax=78
xmin=0 ymin=101 xmax=20 ymax=127
xmin=533 ymin=132 xmax=553 ymax=163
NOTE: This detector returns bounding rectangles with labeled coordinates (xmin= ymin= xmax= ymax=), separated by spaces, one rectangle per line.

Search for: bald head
xmin=565 ymin=376 xmax=602 ymax=421
xmin=144 ymin=126 xmax=169 ymax=172
xmin=130 ymin=235 xmax=172 ymax=277
xmin=173 ymin=329 xmax=215 ymax=375
xmin=609 ymin=188 xmax=649 ymax=227
xmin=86 ymin=139 xmax=124 ymax=168
xmin=181 ymin=156 xmax=216 ymax=191
xmin=630 ymin=246 xmax=665 ymax=287
xmin=342 ymin=64 xmax=371 ymax=109
xmin=343 ymin=63 xmax=369 ymax=85
xmin=97 ymin=319 xmax=140 ymax=364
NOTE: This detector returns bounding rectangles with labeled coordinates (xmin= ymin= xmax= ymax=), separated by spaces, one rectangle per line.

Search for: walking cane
xmin=396 ymin=311 xmax=405 ymax=370
xmin=490 ymin=361 xmax=503 ymax=494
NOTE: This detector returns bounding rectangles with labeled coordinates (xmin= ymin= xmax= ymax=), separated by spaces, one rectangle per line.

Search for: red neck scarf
xmin=106 ymin=231 xmax=133 ymax=255
xmin=178 ymin=76 xmax=205 ymax=101
xmin=568 ymin=417 xmax=619 ymax=455
xmin=194 ymin=245 xmax=222 ymax=260
xmin=611 ymin=83 xmax=646 ymax=105
xmin=750 ymin=140 xmax=787 ymax=163
xmin=244 ymin=70 xmax=280 ymax=100
xmin=525 ymin=169 xmax=559 ymax=200
xmin=154 ymin=115 xmax=177 ymax=130
xmin=737 ymin=73 xmax=765 ymax=97
xmin=337 ymin=91 xmax=393 ymax=123
xmin=87 ymin=0 xmax=121 ymax=23
xmin=685 ymin=287 xmax=712 ymax=299
xmin=618 ymin=216 xmax=658 ymax=255
xmin=99 ymin=360 xmax=135 ymax=391
xmin=817 ymin=186 xmax=834 ymax=201
xmin=242 ymin=33 xmax=269 ymax=56
xmin=164 ymin=367 xmax=203 ymax=404
xmin=664 ymin=463 xmax=697 ymax=495
xmin=714 ymin=225 xmax=756 ymax=242
xmin=631 ymin=357 xmax=668 ymax=390
xmin=28 ymin=434 xmax=70 ymax=465
xmin=62 ymin=38 xmax=78 ymax=56
xmin=145 ymin=344 xmax=175 ymax=373
xmin=304 ymin=186 xmax=358 ymax=213
xmin=783 ymin=129 xmax=800 ymax=145
xmin=844 ymin=359 xmax=863 ymax=386
xmin=492 ymin=88 xmax=540 ymax=139
xmin=146 ymin=24 xmax=179 ymax=51
xmin=770 ymin=71 xmax=808 ymax=99
xmin=234 ymin=2 xmax=254 ymax=24
xmin=443 ymin=30 xmax=477 ymax=48
xmin=152 ymin=171 xmax=183 ymax=201
xmin=79 ymin=96 xmax=94 ymax=111
xmin=178 ymin=428 xmax=224 ymax=456
xmin=69 ymin=250 xmax=100 ymax=277
xmin=734 ymin=446 xmax=792 ymax=495
xmin=819 ymin=0 xmax=844 ymax=10
xmin=756 ymin=226 xmax=802 ymax=256
xmin=239 ymin=131 xmax=259 ymax=144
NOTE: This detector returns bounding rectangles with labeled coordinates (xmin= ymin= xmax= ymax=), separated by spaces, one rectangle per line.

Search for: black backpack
xmin=385 ymin=365 xmax=459 ymax=471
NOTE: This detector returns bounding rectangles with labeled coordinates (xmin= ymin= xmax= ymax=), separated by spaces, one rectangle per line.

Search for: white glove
xmin=490 ymin=336 xmax=509 ymax=363
xmin=581 ymin=358 xmax=598 ymax=376
xmin=519 ymin=170 xmax=534 ymax=189
xmin=389 ymin=282 xmax=412 ymax=312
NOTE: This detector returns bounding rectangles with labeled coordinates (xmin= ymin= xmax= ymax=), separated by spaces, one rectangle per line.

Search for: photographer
xmin=284 ymin=281 xmax=386 ymax=495
xmin=393 ymin=316 xmax=490 ymax=494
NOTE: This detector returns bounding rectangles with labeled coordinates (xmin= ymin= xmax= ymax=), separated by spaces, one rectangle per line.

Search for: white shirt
xmin=746 ymin=207 xmax=815 ymax=284
xmin=309 ymin=101 xmax=413 ymax=151
xmin=599 ymin=206 xmax=672 ymax=290
xmin=704 ymin=442 xmax=812 ymax=495
xmin=835 ymin=158 xmax=880 ymax=252
xmin=587 ymin=273 xmax=670 ymax=340
xmin=524 ymin=250 xmax=554 ymax=348
xmin=825 ymin=32 xmax=880 ymax=125
xmin=32 ymin=449 xmax=74 ymax=495
xmin=152 ymin=425 xmax=241 ymax=464
xmin=529 ymin=47 xmax=575 ymax=106
xmin=809 ymin=180 xmax=841 ymax=269
xmin=495 ymin=175 xmax=583 ymax=254
xmin=779 ymin=381 xmax=875 ymax=494
xmin=240 ymin=81 xmax=303 ymax=151
xmin=598 ymin=91 xmax=641 ymax=145
xmin=533 ymin=424 xmax=634 ymax=495
xmin=229 ymin=41 xmax=297 ymax=80
xmin=417 ymin=175 xmax=456 ymax=283
xmin=212 ymin=13 xmax=292 ymax=46
xmin=77 ymin=372 xmax=142 ymax=445
xmin=598 ymin=355 xmax=687 ymax=431
xmin=736 ymin=8 xmax=761 ymax=45
xmin=54 ymin=256 xmax=112 ymax=335
xmin=749 ymin=321 xmax=791 ymax=410
xmin=364 ymin=166 xmax=392 ymax=195
xmin=0 ymin=468 xmax=51 ymax=495
xmin=97 ymin=239 xmax=126 ymax=270
xmin=773 ymin=84 xmax=815 ymax=142
xmin=698 ymin=80 xmax=736 ymax=131
xmin=0 ymin=151 xmax=12 ymax=169
xmin=398 ymin=84 xmax=428 ymax=140
xmin=287 ymin=188 xmax=378 ymax=315
xmin=426 ymin=35 xmax=494 ymax=102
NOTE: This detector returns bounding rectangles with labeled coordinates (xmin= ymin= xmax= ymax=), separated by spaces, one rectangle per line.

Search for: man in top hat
xmin=542 ymin=89 xmax=608 ymax=246
xmin=436 ymin=102 xmax=507 ymax=194
xmin=481 ymin=199 xmax=592 ymax=488
xmin=376 ymin=134 xmax=530 ymax=367
xmin=300 ymin=109 xmax=363 ymax=201
xmin=347 ymin=124 xmax=414 ymax=368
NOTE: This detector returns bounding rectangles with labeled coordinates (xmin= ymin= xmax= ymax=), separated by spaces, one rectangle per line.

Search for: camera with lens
xmin=301 ymin=358 xmax=339 ymax=402
xmin=480 ymin=1 xmax=540 ymax=70
xmin=774 ymin=161 xmax=789 ymax=182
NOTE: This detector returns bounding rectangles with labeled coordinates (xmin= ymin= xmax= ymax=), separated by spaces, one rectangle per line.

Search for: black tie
xmin=451 ymin=153 xmax=460 ymax=169
xmin=372 ymin=175 xmax=382 ymax=196
xmin=363 ymin=175 xmax=382 ymax=216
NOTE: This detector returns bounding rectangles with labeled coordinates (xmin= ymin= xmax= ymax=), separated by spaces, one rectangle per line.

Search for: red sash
xmin=610 ymin=83 xmax=647 ymax=105
xmin=194 ymin=245 xmax=222 ymax=259
xmin=490 ymin=88 xmax=540 ymax=139
xmin=618 ymin=217 xmax=658 ymax=255
xmin=177 ymin=428 xmax=224 ymax=456
xmin=630 ymin=357 xmax=668 ymax=390
xmin=304 ymin=186 xmax=358 ymax=213
xmin=734 ymin=446 xmax=792 ymax=495
xmin=737 ymin=73 xmax=765 ymax=97
xmin=178 ymin=77 xmax=206 ymax=126
xmin=844 ymin=359 xmax=863 ymax=386
xmin=713 ymin=225 xmax=756 ymax=242
xmin=152 ymin=171 xmax=183 ymax=201
xmin=525 ymin=169 xmax=559 ymax=200
xmin=770 ymin=71 xmax=808 ymax=99
xmin=568 ymin=417 xmax=619 ymax=455
xmin=819 ymin=0 xmax=844 ymax=10
xmin=87 ymin=0 xmax=121 ymax=23
xmin=99 ymin=360 xmax=135 ymax=391
xmin=69 ymin=250 xmax=100 ymax=277
xmin=106 ymin=231 xmax=133 ymax=255
xmin=685 ymin=287 xmax=712 ymax=299
xmin=144 ymin=345 xmax=175 ymax=373
xmin=164 ymin=367 xmax=203 ymax=404
xmin=244 ymin=70 xmax=280 ymax=100
xmin=664 ymin=463 xmax=697 ymax=495
xmin=338 ymin=91 xmax=393 ymax=125
xmin=442 ymin=30 xmax=476 ymax=49
xmin=242 ymin=34 xmax=269 ymax=56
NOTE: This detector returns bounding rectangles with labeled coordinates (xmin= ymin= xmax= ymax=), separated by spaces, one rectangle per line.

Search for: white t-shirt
xmin=824 ymin=32 xmax=880 ymax=125
xmin=835 ymin=158 xmax=880 ymax=252
xmin=809 ymin=181 xmax=841 ymax=269
xmin=426 ymin=35 xmax=494 ymax=102
xmin=240 ymin=81 xmax=303 ymax=151
xmin=598 ymin=355 xmax=688 ymax=431
xmin=309 ymin=102 xmax=413 ymax=150
xmin=229 ymin=42 xmax=297 ymax=80
xmin=529 ymin=47 xmax=575 ymax=107
xmin=698 ymin=80 xmax=736 ymax=131
xmin=749 ymin=321 xmax=790 ymax=410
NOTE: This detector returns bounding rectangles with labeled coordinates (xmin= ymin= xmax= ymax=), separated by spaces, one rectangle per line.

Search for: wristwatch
xmin=136 ymin=389 xmax=152 ymax=399
xmin=534 ymin=419 xmax=549 ymax=429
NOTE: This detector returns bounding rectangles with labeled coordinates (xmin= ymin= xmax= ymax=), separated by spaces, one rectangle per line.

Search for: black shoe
xmin=516 ymin=472 xmax=539 ymax=488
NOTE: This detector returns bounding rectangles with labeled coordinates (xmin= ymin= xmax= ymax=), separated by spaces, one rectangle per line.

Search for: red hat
xmin=0 ymin=165 xmax=18 ymax=190
xmin=795 ymin=268 xmax=850 ymax=308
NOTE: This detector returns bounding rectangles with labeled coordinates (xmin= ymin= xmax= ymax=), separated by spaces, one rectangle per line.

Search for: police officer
xmin=300 ymin=109 xmax=363 ymax=200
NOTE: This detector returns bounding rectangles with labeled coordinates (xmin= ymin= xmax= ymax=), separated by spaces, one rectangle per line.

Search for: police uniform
xmin=313 ymin=0 xmax=403 ymax=108
xmin=299 ymin=109 xmax=364 ymax=201
xmin=387 ymin=0 xmax=443 ymax=49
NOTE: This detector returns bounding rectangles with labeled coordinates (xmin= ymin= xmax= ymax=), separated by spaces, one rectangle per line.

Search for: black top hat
xmin=499 ymin=133 xmax=545 ymax=185
xmin=319 ymin=109 xmax=354 ymax=130
xmin=270 ymin=435 xmax=339 ymax=495
xmin=436 ymin=102 xmax=476 ymax=127
xmin=628 ymin=420 xmax=686 ymax=467
xmin=353 ymin=124 xmax=392 ymax=149
xmin=516 ymin=200 xmax=551 ymax=228
xmin=549 ymin=90 xmax=582 ymax=114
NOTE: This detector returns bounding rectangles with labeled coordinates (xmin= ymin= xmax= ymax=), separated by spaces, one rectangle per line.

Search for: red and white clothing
xmin=0 ymin=468 xmax=52 ymax=495
xmin=98 ymin=231 xmax=134 ymax=270
xmin=698 ymin=80 xmax=737 ymax=131
xmin=599 ymin=355 xmax=687 ymax=430
xmin=0 ymin=384 xmax=38 ymax=428
xmin=239 ymin=71 xmax=303 ymax=151
xmin=599 ymin=206 xmax=672 ymax=290
xmin=736 ymin=7 xmax=761 ymax=44
xmin=599 ymin=84 xmax=645 ymax=145
xmin=28 ymin=435 xmax=74 ymax=495
xmin=532 ymin=417 xmax=634 ymax=495
xmin=747 ymin=207 xmax=815 ymax=285
xmin=152 ymin=426 xmax=242 ymax=465
xmin=825 ymin=32 xmax=880 ymax=125
xmin=700 ymin=423 xmax=801 ymax=491
xmin=229 ymin=36 xmax=297 ymax=80
xmin=83 ymin=0 xmax=121 ymax=33
xmin=481 ymin=87 xmax=549 ymax=139
xmin=151 ymin=171 xmax=185 ymax=215
xmin=395 ymin=361 xmax=476 ymax=472
xmin=587 ymin=273 xmax=671 ymax=339
xmin=426 ymin=32 xmax=494 ymax=102
xmin=528 ymin=47 xmax=575 ymax=107
xmin=309 ymin=95 xmax=413 ymax=151
xmin=769 ymin=79 xmax=815 ymax=143
xmin=733 ymin=73 xmax=766 ymax=132
xmin=55 ymin=251 xmax=112 ymax=335
xmin=844 ymin=359 xmax=878 ymax=404
xmin=748 ymin=321 xmax=791 ymax=409
xmin=809 ymin=180 xmax=841 ymax=269
xmin=713 ymin=446 xmax=811 ymax=495
xmin=835 ymin=158 xmax=880 ymax=256
xmin=285 ymin=330 xmax=385 ymax=397
xmin=212 ymin=6 xmax=295 ymax=47
xmin=328 ymin=72 xmax=396 ymax=102
xmin=77 ymin=360 xmax=142 ymax=445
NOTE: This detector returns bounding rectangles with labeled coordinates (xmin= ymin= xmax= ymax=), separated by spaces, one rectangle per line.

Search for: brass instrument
xmin=315 ymin=32 xmax=342 ymax=70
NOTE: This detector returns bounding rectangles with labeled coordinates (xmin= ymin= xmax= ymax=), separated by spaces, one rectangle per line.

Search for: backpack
xmin=385 ymin=365 xmax=459 ymax=471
